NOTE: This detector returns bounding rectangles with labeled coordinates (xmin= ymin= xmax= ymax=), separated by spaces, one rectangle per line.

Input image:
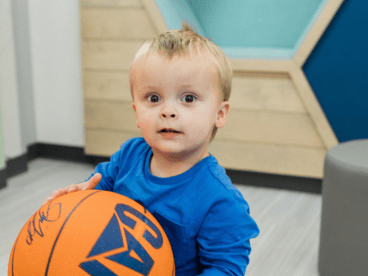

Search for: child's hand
xmin=41 ymin=173 xmax=102 ymax=206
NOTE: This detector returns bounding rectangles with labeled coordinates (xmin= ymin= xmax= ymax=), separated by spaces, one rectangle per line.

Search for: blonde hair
xmin=133 ymin=22 xmax=232 ymax=101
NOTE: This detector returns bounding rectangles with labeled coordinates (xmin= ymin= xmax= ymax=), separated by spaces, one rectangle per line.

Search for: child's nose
xmin=162 ymin=113 xmax=176 ymax=118
xmin=160 ymin=103 xmax=178 ymax=119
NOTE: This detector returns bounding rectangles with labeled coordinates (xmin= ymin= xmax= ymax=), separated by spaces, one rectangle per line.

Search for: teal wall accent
xmin=292 ymin=0 xmax=328 ymax=57
xmin=0 ymin=108 xmax=5 ymax=169
xmin=154 ymin=0 xmax=206 ymax=36
xmin=186 ymin=0 xmax=324 ymax=48
xmin=155 ymin=0 xmax=327 ymax=59
xmin=222 ymin=47 xmax=294 ymax=60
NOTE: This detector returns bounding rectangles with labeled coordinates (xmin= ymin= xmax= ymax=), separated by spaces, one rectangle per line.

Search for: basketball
xmin=8 ymin=190 xmax=175 ymax=275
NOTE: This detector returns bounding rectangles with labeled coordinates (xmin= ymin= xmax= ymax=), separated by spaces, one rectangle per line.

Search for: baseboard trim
xmin=226 ymin=169 xmax=322 ymax=194
xmin=1 ymin=143 xmax=322 ymax=194
xmin=6 ymin=154 xmax=28 ymax=178
xmin=0 ymin=168 xmax=6 ymax=189
xmin=27 ymin=143 xmax=110 ymax=164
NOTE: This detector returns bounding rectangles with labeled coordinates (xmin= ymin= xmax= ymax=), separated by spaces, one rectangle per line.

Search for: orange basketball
xmin=8 ymin=190 xmax=175 ymax=275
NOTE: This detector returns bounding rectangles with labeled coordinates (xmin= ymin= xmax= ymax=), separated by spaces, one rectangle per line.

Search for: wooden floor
xmin=0 ymin=158 xmax=322 ymax=275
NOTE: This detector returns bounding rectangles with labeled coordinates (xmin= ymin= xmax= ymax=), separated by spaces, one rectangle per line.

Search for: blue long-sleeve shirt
xmin=89 ymin=137 xmax=259 ymax=275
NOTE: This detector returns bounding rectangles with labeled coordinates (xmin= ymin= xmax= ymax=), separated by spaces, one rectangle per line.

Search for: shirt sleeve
xmin=196 ymin=191 xmax=259 ymax=275
xmin=85 ymin=137 xmax=146 ymax=191
xmin=84 ymin=148 xmax=123 ymax=191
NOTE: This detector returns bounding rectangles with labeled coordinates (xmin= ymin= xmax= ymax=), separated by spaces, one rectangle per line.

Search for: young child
xmin=44 ymin=23 xmax=259 ymax=275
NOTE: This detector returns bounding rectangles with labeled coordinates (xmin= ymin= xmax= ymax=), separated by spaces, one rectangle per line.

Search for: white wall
xmin=28 ymin=0 xmax=84 ymax=147
xmin=1 ymin=0 xmax=84 ymax=165
xmin=12 ymin=0 xmax=37 ymax=149
xmin=0 ymin=0 xmax=25 ymax=160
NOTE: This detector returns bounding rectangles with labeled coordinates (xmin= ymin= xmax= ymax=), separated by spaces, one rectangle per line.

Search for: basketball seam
xmin=10 ymin=231 xmax=22 ymax=276
xmin=44 ymin=190 xmax=102 ymax=276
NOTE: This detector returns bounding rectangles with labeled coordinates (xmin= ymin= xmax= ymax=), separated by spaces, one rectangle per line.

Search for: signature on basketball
xmin=26 ymin=201 xmax=62 ymax=245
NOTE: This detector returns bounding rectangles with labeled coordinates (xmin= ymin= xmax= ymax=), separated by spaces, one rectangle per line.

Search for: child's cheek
xmin=137 ymin=107 xmax=151 ymax=121
xmin=135 ymin=107 xmax=150 ymax=130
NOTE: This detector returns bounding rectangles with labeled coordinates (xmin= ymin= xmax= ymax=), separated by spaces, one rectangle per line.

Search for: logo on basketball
xmin=79 ymin=204 xmax=163 ymax=276
xmin=26 ymin=201 xmax=62 ymax=245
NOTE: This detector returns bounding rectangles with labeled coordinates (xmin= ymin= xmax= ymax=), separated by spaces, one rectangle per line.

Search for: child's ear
xmin=132 ymin=102 xmax=140 ymax=129
xmin=215 ymin=101 xmax=230 ymax=129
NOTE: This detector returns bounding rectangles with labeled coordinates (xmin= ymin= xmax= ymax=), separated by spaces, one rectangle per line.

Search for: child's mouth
xmin=159 ymin=128 xmax=182 ymax=138
xmin=159 ymin=128 xmax=181 ymax=133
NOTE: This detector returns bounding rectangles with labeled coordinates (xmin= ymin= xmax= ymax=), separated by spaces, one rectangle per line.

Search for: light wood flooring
xmin=0 ymin=158 xmax=322 ymax=275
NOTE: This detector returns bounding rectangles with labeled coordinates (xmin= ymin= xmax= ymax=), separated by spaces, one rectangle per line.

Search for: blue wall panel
xmin=303 ymin=0 xmax=368 ymax=142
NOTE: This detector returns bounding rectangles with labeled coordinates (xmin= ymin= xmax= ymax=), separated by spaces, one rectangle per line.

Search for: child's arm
xmin=41 ymin=173 xmax=102 ymax=206
xmin=196 ymin=192 xmax=259 ymax=275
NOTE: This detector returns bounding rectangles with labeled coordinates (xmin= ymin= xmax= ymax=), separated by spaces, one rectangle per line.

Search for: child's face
xmin=131 ymin=53 xmax=229 ymax=159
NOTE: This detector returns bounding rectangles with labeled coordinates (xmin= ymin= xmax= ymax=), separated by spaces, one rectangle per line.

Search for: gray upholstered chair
xmin=319 ymin=139 xmax=368 ymax=276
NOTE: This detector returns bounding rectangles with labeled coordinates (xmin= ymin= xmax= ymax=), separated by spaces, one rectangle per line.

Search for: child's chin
xmin=153 ymin=143 xmax=187 ymax=155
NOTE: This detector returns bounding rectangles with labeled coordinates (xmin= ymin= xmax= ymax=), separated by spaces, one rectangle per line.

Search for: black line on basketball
xmin=45 ymin=190 xmax=102 ymax=275
xmin=10 ymin=232 xmax=21 ymax=276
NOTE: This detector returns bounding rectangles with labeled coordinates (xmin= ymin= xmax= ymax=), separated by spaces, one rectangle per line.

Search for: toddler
xmin=44 ymin=23 xmax=259 ymax=275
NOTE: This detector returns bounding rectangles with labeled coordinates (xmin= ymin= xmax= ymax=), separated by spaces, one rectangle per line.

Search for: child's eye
xmin=148 ymin=94 xmax=160 ymax=102
xmin=181 ymin=95 xmax=196 ymax=103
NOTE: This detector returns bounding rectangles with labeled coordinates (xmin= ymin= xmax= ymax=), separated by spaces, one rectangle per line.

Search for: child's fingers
xmin=50 ymin=188 xmax=67 ymax=197
xmin=84 ymin=173 xmax=102 ymax=190
xmin=41 ymin=174 xmax=101 ymax=207
xmin=65 ymin=184 xmax=79 ymax=193
xmin=42 ymin=188 xmax=66 ymax=206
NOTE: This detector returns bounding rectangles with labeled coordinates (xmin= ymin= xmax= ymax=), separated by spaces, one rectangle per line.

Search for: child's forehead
xmin=129 ymin=51 xmax=222 ymax=96
xmin=133 ymin=57 xmax=217 ymax=91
